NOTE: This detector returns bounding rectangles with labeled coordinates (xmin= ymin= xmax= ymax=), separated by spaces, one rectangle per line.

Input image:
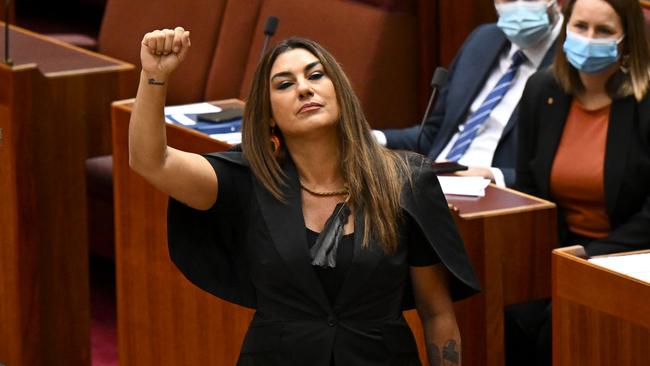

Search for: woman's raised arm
xmin=128 ymin=27 xmax=218 ymax=210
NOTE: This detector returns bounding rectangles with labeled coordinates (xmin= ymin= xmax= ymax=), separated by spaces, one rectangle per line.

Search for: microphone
xmin=416 ymin=67 xmax=448 ymax=155
xmin=259 ymin=16 xmax=279 ymax=62
xmin=3 ymin=0 xmax=12 ymax=65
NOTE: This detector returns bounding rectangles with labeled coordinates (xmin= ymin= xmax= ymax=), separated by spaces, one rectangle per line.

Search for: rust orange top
xmin=550 ymin=99 xmax=611 ymax=238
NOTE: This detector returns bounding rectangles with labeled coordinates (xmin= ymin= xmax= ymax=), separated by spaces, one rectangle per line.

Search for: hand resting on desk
xmin=454 ymin=166 xmax=495 ymax=182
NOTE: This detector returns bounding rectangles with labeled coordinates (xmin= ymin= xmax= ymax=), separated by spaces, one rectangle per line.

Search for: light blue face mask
xmin=496 ymin=0 xmax=555 ymax=49
xmin=563 ymin=30 xmax=624 ymax=74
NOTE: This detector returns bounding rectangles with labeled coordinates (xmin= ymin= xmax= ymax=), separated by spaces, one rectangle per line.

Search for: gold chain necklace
xmin=300 ymin=181 xmax=350 ymax=197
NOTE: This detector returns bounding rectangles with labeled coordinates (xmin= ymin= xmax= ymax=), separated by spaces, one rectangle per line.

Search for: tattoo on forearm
xmin=442 ymin=340 xmax=459 ymax=365
xmin=148 ymin=78 xmax=166 ymax=86
xmin=426 ymin=343 xmax=441 ymax=366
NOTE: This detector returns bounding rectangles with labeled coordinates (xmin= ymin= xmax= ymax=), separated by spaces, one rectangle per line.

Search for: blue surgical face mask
xmin=495 ymin=0 xmax=555 ymax=49
xmin=563 ymin=30 xmax=624 ymax=74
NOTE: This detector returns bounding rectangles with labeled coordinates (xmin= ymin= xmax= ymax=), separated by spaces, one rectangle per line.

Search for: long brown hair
xmin=553 ymin=0 xmax=650 ymax=101
xmin=241 ymin=37 xmax=409 ymax=253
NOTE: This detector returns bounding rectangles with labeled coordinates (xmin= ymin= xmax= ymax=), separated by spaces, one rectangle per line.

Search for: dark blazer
xmin=167 ymin=152 xmax=479 ymax=366
xmin=516 ymin=70 xmax=650 ymax=256
xmin=384 ymin=24 xmax=556 ymax=186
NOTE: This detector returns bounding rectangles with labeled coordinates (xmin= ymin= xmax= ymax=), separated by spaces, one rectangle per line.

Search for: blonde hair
xmin=241 ymin=37 xmax=409 ymax=252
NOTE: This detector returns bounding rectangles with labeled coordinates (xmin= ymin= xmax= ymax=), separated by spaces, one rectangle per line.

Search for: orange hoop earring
xmin=270 ymin=127 xmax=281 ymax=158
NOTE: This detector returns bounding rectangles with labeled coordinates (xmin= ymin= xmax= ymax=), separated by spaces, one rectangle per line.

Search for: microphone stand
xmin=260 ymin=36 xmax=271 ymax=63
xmin=4 ymin=0 xmax=12 ymax=66
xmin=259 ymin=16 xmax=278 ymax=62
xmin=416 ymin=67 xmax=448 ymax=155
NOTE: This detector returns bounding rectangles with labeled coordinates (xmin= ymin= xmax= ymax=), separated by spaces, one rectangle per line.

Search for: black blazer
xmin=516 ymin=70 xmax=650 ymax=256
xmin=384 ymin=24 xmax=556 ymax=186
xmin=167 ymin=152 xmax=479 ymax=366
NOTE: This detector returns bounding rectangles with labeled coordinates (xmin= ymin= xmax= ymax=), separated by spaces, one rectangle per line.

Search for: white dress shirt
xmin=435 ymin=16 xmax=562 ymax=186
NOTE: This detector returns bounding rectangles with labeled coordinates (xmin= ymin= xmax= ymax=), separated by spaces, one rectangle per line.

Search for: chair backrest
xmin=98 ymin=0 xmax=228 ymax=104
xmin=204 ymin=0 xmax=420 ymax=128
xmin=201 ymin=0 xmax=264 ymax=102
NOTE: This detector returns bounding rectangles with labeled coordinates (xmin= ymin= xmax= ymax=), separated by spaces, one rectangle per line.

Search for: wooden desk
xmin=112 ymin=99 xmax=252 ymax=365
xmin=553 ymin=246 xmax=650 ymax=365
xmin=0 ymin=23 xmax=134 ymax=365
xmin=112 ymin=99 xmax=556 ymax=365
xmin=404 ymin=186 xmax=556 ymax=366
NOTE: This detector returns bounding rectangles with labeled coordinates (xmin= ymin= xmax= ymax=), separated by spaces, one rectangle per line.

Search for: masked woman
xmin=128 ymin=28 xmax=479 ymax=366
xmin=516 ymin=0 xmax=650 ymax=257
xmin=510 ymin=0 xmax=650 ymax=364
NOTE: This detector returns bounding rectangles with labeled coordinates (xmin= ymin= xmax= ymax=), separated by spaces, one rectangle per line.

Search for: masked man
xmin=376 ymin=0 xmax=562 ymax=187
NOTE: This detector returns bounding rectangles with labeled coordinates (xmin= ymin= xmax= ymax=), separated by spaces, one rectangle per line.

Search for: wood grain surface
xmin=0 ymin=25 xmax=133 ymax=365
xmin=553 ymin=247 xmax=650 ymax=366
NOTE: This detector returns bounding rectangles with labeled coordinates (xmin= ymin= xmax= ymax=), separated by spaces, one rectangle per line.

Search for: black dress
xmin=308 ymin=218 xmax=441 ymax=366
xmin=167 ymin=151 xmax=479 ymax=366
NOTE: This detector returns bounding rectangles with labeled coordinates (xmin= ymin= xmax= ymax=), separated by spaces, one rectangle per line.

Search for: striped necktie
xmin=445 ymin=50 xmax=527 ymax=162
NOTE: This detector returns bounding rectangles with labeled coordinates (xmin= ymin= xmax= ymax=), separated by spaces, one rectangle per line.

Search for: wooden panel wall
xmin=0 ymin=26 xmax=133 ymax=365
xmin=437 ymin=0 xmax=497 ymax=68
xmin=112 ymin=100 xmax=255 ymax=365
xmin=553 ymin=248 xmax=650 ymax=366
xmin=0 ymin=64 xmax=92 ymax=365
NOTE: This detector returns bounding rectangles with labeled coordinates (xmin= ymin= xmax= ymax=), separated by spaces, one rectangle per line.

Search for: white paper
xmin=210 ymin=132 xmax=241 ymax=145
xmin=163 ymin=102 xmax=222 ymax=115
xmin=632 ymin=272 xmax=650 ymax=284
xmin=589 ymin=252 xmax=650 ymax=284
xmin=163 ymin=102 xmax=222 ymax=125
xmin=167 ymin=114 xmax=197 ymax=126
xmin=438 ymin=176 xmax=491 ymax=197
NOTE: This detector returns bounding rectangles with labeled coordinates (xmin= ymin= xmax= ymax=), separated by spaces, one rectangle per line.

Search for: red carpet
xmin=90 ymin=256 xmax=119 ymax=366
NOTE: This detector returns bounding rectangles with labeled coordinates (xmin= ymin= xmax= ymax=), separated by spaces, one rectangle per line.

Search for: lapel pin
xmin=547 ymin=97 xmax=554 ymax=105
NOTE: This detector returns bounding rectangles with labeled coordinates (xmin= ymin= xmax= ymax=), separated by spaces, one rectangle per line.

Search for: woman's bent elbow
xmin=128 ymin=153 xmax=157 ymax=179
xmin=128 ymin=153 xmax=145 ymax=174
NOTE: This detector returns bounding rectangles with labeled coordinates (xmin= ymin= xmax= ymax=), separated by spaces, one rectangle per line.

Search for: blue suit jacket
xmin=384 ymin=24 xmax=556 ymax=186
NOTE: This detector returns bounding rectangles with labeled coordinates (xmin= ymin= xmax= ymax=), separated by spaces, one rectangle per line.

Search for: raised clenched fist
xmin=140 ymin=26 xmax=191 ymax=81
